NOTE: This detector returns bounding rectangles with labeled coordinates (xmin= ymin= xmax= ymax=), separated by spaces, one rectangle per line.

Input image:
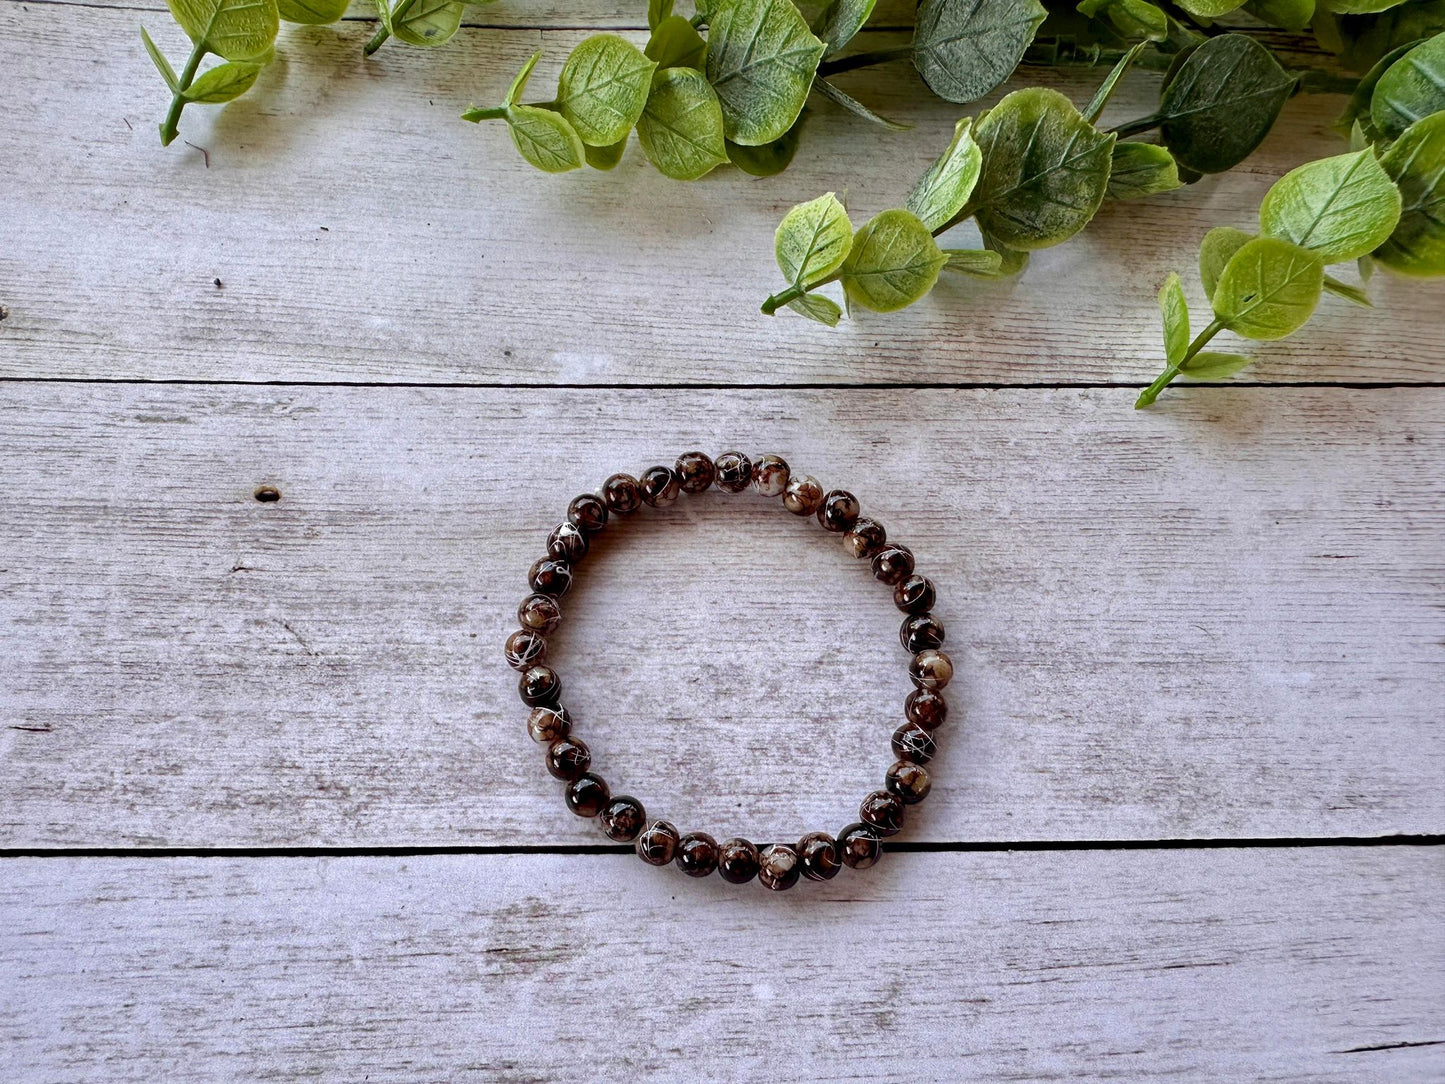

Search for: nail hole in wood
xmin=254 ymin=486 xmax=281 ymax=503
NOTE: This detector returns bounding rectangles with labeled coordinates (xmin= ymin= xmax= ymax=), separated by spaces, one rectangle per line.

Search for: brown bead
xmin=640 ymin=465 xmax=681 ymax=507
xmin=714 ymin=451 xmax=753 ymax=493
xmin=505 ymin=629 xmax=546 ymax=671
xmin=545 ymin=736 xmax=590 ymax=780
xmin=565 ymin=772 xmax=609 ymax=817
xmin=859 ymin=790 xmax=905 ymax=836
xmin=567 ymin=493 xmax=609 ymax=534
xmin=886 ymin=761 xmax=932 ymax=804
xmin=717 ymin=838 xmax=761 ymax=884
xmin=636 ymin=819 xmax=680 ymax=865
xmin=817 ymin=490 xmax=860 ymax=532
xmin=892 ymin=722 xmax=937 ymax=764
xmin=600 ymin=795 xmax=647 ymax=842
xmin=675 ymin=451 xmax=715 ymax=493
xmin=905 ymin=688 xmax=948 ymax=729
xmin=871 ymin=544 xmax=915 ymax=585
xmin=783 ymin=475 xmax=824 ymax=516
xmin=675 ymin=832 xmax=720 ymax=877
xmin=838 ymin=823 xmax=883 ymax=869
xmin=900 ymin=613 xmax=946 ymax=652
xmin=842 ymin=517 xmax=887 ymax=559
xmin=757 ymin=844 xmax=801 ymax=891
xmin=519 ymin=664 xmax=562 ymax=707
xmin=909 ymin=649 xmax=953 ymax=691
xmin=797 ymin=832 xmax=842 ymax=881
xmin=518 ymin=593 xmax=562 ymax=635
xmin=546 ymin=522 xmax=589 ymax=562
xmin=751 ymin=454 xmax=790 ymax=497
xmin=602 ymin=473 xmax=643 ymax=514
xmin=894 ymin=574 xmax=936 ymax=614
xmin=526 ymin=705 xmax=571 ymax=744
xmin=528 ymin=556 xmax=572 ymax=597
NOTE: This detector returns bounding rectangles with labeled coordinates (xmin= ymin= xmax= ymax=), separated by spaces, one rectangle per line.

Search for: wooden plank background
xmin=1 ymin=0 xmax=1442 ymax=1078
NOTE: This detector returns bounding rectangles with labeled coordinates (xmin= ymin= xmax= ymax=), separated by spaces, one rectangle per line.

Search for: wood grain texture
xmin=1 ymin=848 xmax=1442 ymax=1081
xmin=1 ymin=384 xmax=1440 ymax=848
xmin=2 ymin=7 xmax=1442 ymax=385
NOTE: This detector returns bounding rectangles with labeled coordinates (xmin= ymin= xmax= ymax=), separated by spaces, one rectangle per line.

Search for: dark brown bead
xmin=892 ymin=722 xmax=937 ymax=764
xmin=640 ymin=465 xmax=681 ymax=507
xmin=859 ymin=790 xmax=905 ymax=836
xmin=842 ymin=517 xmax=887 ymax=559
xmin=909 ymin=648 xmax=954 ymax=691
xmin=518 ymin=592 xmax=562 ymax=635
xmin=547 ymin=521 xmax=589 ymax=562
xmin=838 ymin=823 xmax=883 ymax=869
xmin=600 ymin=795 xmax=647 ymax=842
xmin=757 ymin=843 xmax=801 ymax=891
xmin=817 ymin=490 xmax=860 ymax=532
xmin=528 ymin=556 xmax=572 ymax=597
xmin=602 ymin=473 xmax=643 ymax=514
xmin=567 ymin=493 xmax=609 ymax=534
xmin=871 ymin=544 xmax=915 ymax=585
xmin=886 ymin=761 xmax=932 ymax=804
xmin=714 ymin=451 xmax=753 ymax=492
xmin=519 ymin=664 xmax=562 ymax=707
xmin=505 ymin=629 xmax=547 ymax=671
xmin=717 ymin=838 xmax=761 ymax=884
xmin=751 ymin=454 xmax=790 ymax=497
xmin=675 ymin=832 xmax=720 ymax=877
xmin=905 ymin=688 xmax=948 ymax=729
xmin=894 ymin=574 xmax=936 ymax=614
xmin=675 ymin=451 xmax=715 ymax=493
xmin=636 ymin=819 xmax=680 ymax=865
xmin=527 ymin=705 xmax=571 ymax=744
xmin=797 ymin=831 xmax=842 ymax=881
xmin=783 ymin=474 xmax=824 ymax=516
xmin=900 ymin=613 xmax=946 ymax=652
xmin=545 ymin=736 xmax=590 ymax=780
xmin=565 ymin=772 xmax=609 ymax=817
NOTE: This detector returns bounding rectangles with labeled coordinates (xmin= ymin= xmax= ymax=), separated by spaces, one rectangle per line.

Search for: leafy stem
xmin=1135 ymin=318 xmax=1223 ymax=409
xmin=367 ymin=0 xmax=420 ymax=56
xmin=364 ymin=25 xmax=392 ymax=55
xmin=762 ymin=274 xmax=839 ymax=315
xmin=159 ymin=37 xmax=207 ymax=147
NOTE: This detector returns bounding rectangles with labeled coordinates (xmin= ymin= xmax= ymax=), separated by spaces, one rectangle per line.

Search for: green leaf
xmin=705 ymin=0 xmax=826 ymax=145
xmin=812 ymin=0 xmax=876 ymax=54
xmin=1323 ymin=273 xmax=1374 ymax=305
xmin=1374 ymin=110 xmax=1445 ymax=276
xmin=969 ymin=87 xmax=1116 ymax=251
xmin=584 ymin=136 xmax=628 ymax=170
xmin=839 ymin=209 xmax=948 ymax=312
xmin=1106 ymin=142 xmax=1182 ymax=199
xmin=906 ymin=118 xmax=982 ymax=232
xmin=1157 ymin=34 xmax=1296 ymax=175
xmin=1335 ymin=39 xmax=1419 ymax=141
xmin=648 ymin=0 xmax=673 ymax=30
xmin=810 ymin=77 xmax=909 ymax=130
xmin=787 ymin=292 xmax=844 ymax=325
xmin=1337 ymin=3 xmax=1445 ymax=72
xmin=983 ymin=235 xmax=1030 ymax=275
xmin=277 ymin=0 xmax=348 ymax=23
xmin=507 ymin=52 xmax=541 ymax=106
xmin=941 ymin=248 xmax=1005 ymax=275
xmin=637 ymin=67 xmax=729 ymax=180
xmin=166 ymin=0 xmax=278 ymax=59
xmin=1199 ymin=226 xmax=1254 ymax=300
xmin=1244 ymin=0 xmax=1315 ymax=29
xmin=1179 ymin=351 xmax=1252 ymax=379
xmin=1174 ymin=0 xmax=1245 ymax=15
xmin=775 ymin=192 xmax=853 ymax=287
xmin=1322 ymin=0 xmax=1410 ymax=12
xmin=380 ymin=0 xmax=464 ymax=48
xmin=183 ymin=58 xmax=265 ymax=102
xmin=141 ymin=26 xmax=179 ymax=91
xmin=913 ymin=0 xmax=1047 ymax=104
xmin=646 ymin=15 xmax=707 ymax=70
xmin=1258 ymin=148 xmax=1402 ymax=262
xmin=1370 ymin=33 xmax=1445 ymax=139
xmin=555 ymin=35 xmax=657 ymax=147
xmin=506 ymin=105 xmax=586 ymax=172
xmin=1076 ymin=0 xmax=1166 ymax=44
xmin=1082 ymin=42 xmax=1148 ymax=126
xmin=1158 ymin=272 xmax=1189 ymax=365
xmin=726 ymin=112 xmax=806 ymax=175
xmin=1211 ymin=236 xmax=1325 ymax=340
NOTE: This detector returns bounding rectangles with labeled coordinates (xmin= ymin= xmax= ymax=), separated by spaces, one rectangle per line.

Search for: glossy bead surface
xmin=675 ymin=832 xmax=720 ymax=878
xmin=545 ymin=736 xmax=590 ymax=780
xmin=838 ymin=823 xmax=883 ymax=869
xmin=567 ymin=493 xmax=609 ymax=534
xmin=517 ymin=593 xmax=562 ymax=635
xmin=602 ymin=473 xmax=643 ymax=514
xmin=859 ymin=790 xmax=905 ymax=836
xmin=900 ymin=613 xmax=946 ymax=652
xmin=894 ymin=574 xmax=936 ymax=614
xmin=714 ymin=451 xmax=753 ymax=493
xmin=504 ymin=629 xmax=546 ymax=671
xmin=871 ymin=544 xmax=915 ymax=585
xmin=751 ymin=454 xmax=790 ymax=497
xmin=892 ymin=721 xmax=937 ymax=764
xmin=757 ymin=844 xmax=801 ymax=891
xmin=526 ymin=705 xmax=571 ymax=744
xmin=817 ymin=490 xmax=860 ymax=533
xmin=636 ymin=819 xmax=680 ymax=865
xmin=783 ymin=475 xmax=824 ymax=516
xmin=886 ymin=761 xmax=932 ymax=804
xmin=546 ymin=521 xmax=589 ymax=563
xmin=565 ymin=772 xmax=609 ymax=817
xmin=717 ymin=838 xmax=761 ymax=884
xmin=519 ymin=664 xmax=562 ymax=707
xmin=842 ymin=517 xmax=887 ymax=559
xmin=797 ymin=832 xmax=842 ymax=881
xmin=528 ymin=556 xmax=572 ymax=597
xmin=640 ymin=465 xmax=681 ymax=507
xmin=675 ymin=451 xmax=715 ymax=493
xmin=909 ymin=649 xmax=954 ymax=691
xmin=905 ymin=688 xmax=948 ymax=729
xmin=600 ymin=795 xmax=647 ymax=842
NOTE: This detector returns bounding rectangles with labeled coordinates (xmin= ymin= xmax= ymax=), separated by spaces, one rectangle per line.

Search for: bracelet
xmin=505 ymin=451 xmax=951 ymax=890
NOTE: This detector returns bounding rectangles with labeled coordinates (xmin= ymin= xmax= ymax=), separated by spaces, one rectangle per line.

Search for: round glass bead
xmin=675 ymin=832 xmax=720 ymax=877
xmin=527 ymin=705 xmax=571 ymax=744
xmin=892 ymin=722 xmax=937 ymax=764
xmin=504 ymin=629 xmax=546 ymax=671
xmin=640 ymin=465 xmax=681 ymax=507
xmin=517 ymin=593 xmax=562 ymax=635
xmin=757 ymin=844 xmax=802 ymax=891
xmin=519 ymin=664 xmax=562 ymax=707
xmin=567 ymin=493 xmax=609 ymax=534
xmin=751 ymin=454 xmax=790 ymax=497
xmin=546 ymin=522 xmax=589 ymax=563
xmin=636 ymin=819 xmax=680 ymax=865
xmin=675 ymin=451 xmax=715 ymax=493
xmin=900 ymin=613 xmax=946 ymax=652
xmin=817 ymin=490 xmax=860 ymax=533
xmin=714 ymin=451 xmax=753 ymax=493
xmin=602 ymin=473 xmax=643 ymax=514
xmin=871 ymin=544 xmax=915 ymax=585
xmin=894 ymin=574 xmax=936 ymax=614
xmin=528 ymin=557 xmax=572 ymax=597
xmin=565 ymin=773 xmax=609 ymax=817
xmin=545 ymin=736 xmax=590 ymax=781
xmin=842 ymin=517 xmax=886 ymax=559
xmin=600 ymin=795 xmax=647 ymax=842
xmin=838 ymin=823 xmax=883 ymax=869
xmin=885 ymin=761 xmax=932 ymax=804
xmin=783 ymin=475 xmax=824 ymax=516
xmin=797 ymin=832 xmax=842 ymax=881
xmin=905 ymin=688 xmax=948 ymax=729
xmin=717 ymin=838 xmax=761 ymax=884
xmin=859 ymin=790 xmax=905 ymax=836
xmin=909 ymin=649 xmax=953 ymax=691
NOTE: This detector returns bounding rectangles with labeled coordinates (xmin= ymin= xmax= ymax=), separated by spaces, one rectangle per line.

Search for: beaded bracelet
xmin=504 ymin=451 xmax=951 ymax=891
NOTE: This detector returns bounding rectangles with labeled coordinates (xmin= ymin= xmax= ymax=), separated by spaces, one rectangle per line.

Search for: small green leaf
xmin=277 ymin=0 xmax=348 ymax=24
xmin=1199 ymin=226 xmax=1254 ymax=301
xmin=646 ymin=15 xmax=707 ymax=70
xmin=1076 ymin=0 xmax=1166 ymax=44
xmin=812 ymin=0 xmax=877 ymax=54
xmin=584 ymin=136 xmax=628 ymax=170
xmin=1258 ymin=149 xmax=1402 ymax=263
xmin=787 ymin=292 xmax=844 ymax=325
xmin=1158 ymin=272 xmax=1189 ymax=365
xmin=506 ymin=104 xmax=586 ymax=172
xmin=1370 ymin=33 xmax=1445 ymax=139
xmin=1081 ymin=41 xmax=1148 ymax=126
xmin=1106 ymin=142 xmax=1182 ymax=200
xmin=1323 ymin=273 xmax=1374 ymax=305
xmin=906 ymin=118 xmax=983 ymax=232
xmin=1359 ymin=253 xmax=1376 ymax=281
xmin=839 ymin=209 xmax=948 ymax=312
xmin=1335 ymin=39 xmax=1419 ymax=141
xmin=913 ymin=0 xmax=1047 ymax=104
xmin=810 ymin=77 xmax=909 ymax=130
xmin=555 ymin=35 xmax=657 ymax=147
xmin=636 ymin=67 xmax=729 ymax=180
xmin=941 ymin=248 xmax=1005 ymax=276
xmin=648 ymin=0 xmax=673 ymax=30
xmin=1322 ymin=0 xmax=1410 ymax=13
xmin=183 ymin=58 xmax=265 ymax=102
xmin=1244 ymin=0 xmax=1315 ymax=29
xmin=1374 ymin=110 xmax=1445 ymax=276
xmin=507 ymin=52 xmax=542 ymax=106
xmin=983 ymin=235 xmax=1030 ymax=275
xmin=167 ymin=0 xmax=279 ymax=59
xmin=775 ymin=192 xmax=853 ymax=287
xmin=1179 ymin=351 xmax=1252 ymax=379
xmin=1212 ymin=236 xmax=1325 ymax=340
xmin=380 ymin=0 xmax=464 ymax=48
xmin=726 ymin=112 xmax=806 ymax=175
xmin=141 ymin=26 xmax=179 ymax=91
xmin=1174 ymin=0 xmax=1245 ymax=14
xmin=705 ymin=0 xmax=826 ymax=145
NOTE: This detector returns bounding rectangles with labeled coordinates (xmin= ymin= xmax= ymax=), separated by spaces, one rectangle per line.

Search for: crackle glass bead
xmin=640 ymin=465 xmax=681 ymax=507
xmin=894 ymin=574 xmax=936 ymax=614
xmin=519 ymin=664 xmax=562 ymax=707
xmin=600 ymin=795 xmax=647 ymax=842
xmin=871 ymin=544 xmax=914 ymax=585
xmin=714 ymin=451 xmax=753 ymax=492
xmin=528 ymin=557 xmax=572 ymax=597
xmin=783 ymin=475 xmax=824 ymax=516
xmin=900 ymin=613 xmax=945 ymax=652
xmin=909 ymin=649 xmax=953 ymax=691
xmin=567 ymin=493 xmax=609 ymax=535
xmin=838 ymin=823 xmax=883 ymax=869
xmin=517 ymin=593 xmax=562 ymax=635
xmin=565 ymin=773 xmax=609 ymax=817
xmin=505 ymin=629 xmax=546 ymax=671
xmin=751 ymin=454 xmax=790 ymax=497
xmin=675 ymin=452 xmax=715 ymax=493
xmin=859 ymin=790 xmax=905 ymax=836
xmin=546 ymin=736 xmax=590 ymax=780
xmin=547 ymin=522 xmax=589 ymax=563
xmin=797 ymin=832 xmax=842 ymax=881
xmin=817 ymin=490 xmax=860 ymax=533
xmin=892 ymin=722 xmax=937 ymax=764
xmin=758 ymin=843 xmax=801 ymax=891
xmin=886 ymin=761 xmax=931 ymax=804
xmin=842 ymin=517 xmax=887 ymax=560
xmin=636 ymin=820 xmax=680 ymax=865
xmin=676 ymin=832 xmax=720 ymax=877
xmin=603 ymin=473 xmax=643 ymax=514
xmin=905 ymin=688 xmax=948 ymax=729
xmin=718 ymin=838 xmax=761 ymax=884
xmin=527 ymin=705 xmax=571 ymax=744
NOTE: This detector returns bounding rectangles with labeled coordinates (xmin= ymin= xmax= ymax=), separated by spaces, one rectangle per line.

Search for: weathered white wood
xmin=2 ymin=7 xmax=1441 ymax=385
xmin=0 ymin=384 xmax=1439 ymax=847
xmin=1 ymin=848 xmax=1441 ymax=1081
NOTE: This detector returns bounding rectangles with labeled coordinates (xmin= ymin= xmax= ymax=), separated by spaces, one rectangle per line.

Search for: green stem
xmin=1110 ymin=111 xmax=1163 ymax=138
xmin=1135 ymin=318 xmax=1223 ymax=409
xmin=364 ymin=25 xmax=392 ymax=54
xmin=159 ymin=37 xmax=206 ymax=147
xmin=761 ymin=283 xmax=807 ymax=315
xmin=461 ymin=105 xmax=508 ymax=122
xmin=816 ymin=45 xmax=914 ymax=79
xmin=366 ymin=0 xmax=414 ymax=56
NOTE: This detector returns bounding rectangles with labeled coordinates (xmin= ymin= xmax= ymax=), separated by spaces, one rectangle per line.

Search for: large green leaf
xmin=1370 ymin=33 xmax=1445 ymax=139
xmin=813 ymin=0 xmax=877 ymax=54
xmin=705 ymin=0 xmax=825 ymax=145
xmin=1106 ymin=142 xmax=1181 ymax=200
xmin=183 ymin=58 xmax=265 ymax=101
xmin=913 ymin=0 xmax=1047 ymax=104
xmin=636 ymin=67 xmax=729 ymax=180
xmin=380 ymin=0 xmax=464 ymax=48
xmin=1374 ymin=111 xmax=1445 ymax=275
xmin=968 ymin=87 xmax=1115 ymax=251
xmin=1198 ymin=226 xmax=1254 ymax=300
xmin=276 ymin=0 xmax=347 ymax=23
xmin=506 ymin=105 xmax=586 ymax=172
xmin=1211 ymin=236 xmax=1325 ymax=339
xmin=906 ymin=118 xmax=982 ymax=231
xmin=1157 ymin=34 xmax=1296 ymax=174
xmin=646 ymin=14 xmax=707 ymax=70
xmin=555 ymin=35 xmax=657 ymax=147
xmin=166 ymin=0 xmax=278 ymax=59
xmin=840 ymin=209 xmax=948 ymax=312
xmin=1258 ymin=148 xmax=1402 ymax=262
xmin=775 ymin=192 xmax=853 ymax=286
